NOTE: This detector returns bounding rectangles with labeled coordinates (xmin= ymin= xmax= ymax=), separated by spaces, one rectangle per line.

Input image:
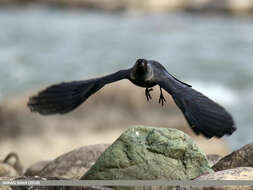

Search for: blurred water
xmin=0 ymin=6 xmax=253 ymax=150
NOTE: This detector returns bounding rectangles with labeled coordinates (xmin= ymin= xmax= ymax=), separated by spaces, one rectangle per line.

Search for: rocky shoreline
xmin=1 ymin=126 xmax=253 ymax=190
xmin=1 ymin=0 xmax=253 ymax=13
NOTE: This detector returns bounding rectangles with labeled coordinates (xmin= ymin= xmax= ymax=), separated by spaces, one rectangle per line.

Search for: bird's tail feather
xmin=27 ymin=79 xmax=104 ymax=115
xmin=172 ymin=88 xmax=236 ymax=138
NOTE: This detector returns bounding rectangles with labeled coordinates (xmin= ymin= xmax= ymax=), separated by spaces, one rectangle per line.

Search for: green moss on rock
xmin=82 ymin=126 xmax=213 ymax=181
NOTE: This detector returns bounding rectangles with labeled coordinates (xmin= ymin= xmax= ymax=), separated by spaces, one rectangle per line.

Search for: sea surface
xmin=0 ymin=6 xmax=253 ymax=150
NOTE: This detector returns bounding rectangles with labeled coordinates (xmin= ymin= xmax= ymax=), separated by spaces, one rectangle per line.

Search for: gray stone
xmin=24 ymin=160 xmax=51 ymax=176
xmin=2 ymin=152 xmax=23 ymax=175
xmin=0 ymin=163 xmax=19 ymax=177
xmin=206 ymin=154 xmax=222 ymax=167
xmin=39 ymin=144 xmax=109 ymax=179
xmin=0 ymin=152 xmax=22 ymax=177
xmin=82 ymin=126 xmax=213 ymax=183
xmin=194 ymin=167 xmax=253 ymax=190
xmin=212 ymin=142 xmax=253 ymax=171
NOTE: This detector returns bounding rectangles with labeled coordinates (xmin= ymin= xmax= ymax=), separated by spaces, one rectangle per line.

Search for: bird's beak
xmin=140 ymin=62 xmax=145 ymax=67
xmin=137 ymin=61 xmax=146 ymax=69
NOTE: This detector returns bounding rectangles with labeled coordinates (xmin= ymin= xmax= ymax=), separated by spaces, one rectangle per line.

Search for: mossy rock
xmin=82 ymin=126 xmax=213 ymax=185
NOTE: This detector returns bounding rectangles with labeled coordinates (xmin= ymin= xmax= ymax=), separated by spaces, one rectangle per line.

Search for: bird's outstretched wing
xmin=27 ymin=69 xmax=131 ymax=115
xmin=158 ymin=74 xmax=236 ymax=138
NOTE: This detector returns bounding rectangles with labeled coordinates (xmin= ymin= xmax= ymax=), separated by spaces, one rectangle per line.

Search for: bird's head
xmin=129 ymin=58 xmax=154 ymax=83
xmin=135 ymin=58 xmax=148 ymax=74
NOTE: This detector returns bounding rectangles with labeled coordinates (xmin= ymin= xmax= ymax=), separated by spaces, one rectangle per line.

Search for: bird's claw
xmin=159 ymin=89 xmax=166 ymax=106
xmin=145 ymin=88 xmax=153 ymax=101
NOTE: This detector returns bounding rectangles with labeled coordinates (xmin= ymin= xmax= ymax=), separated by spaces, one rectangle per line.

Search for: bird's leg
xmin=145 ymin=88 xmax=153 ymax=101
xmin=159 ymin=87 xmax=166 ymax=106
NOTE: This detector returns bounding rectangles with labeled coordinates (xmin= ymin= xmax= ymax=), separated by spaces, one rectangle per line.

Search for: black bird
xmin=28 ymin=59 xmax=236 ymax=138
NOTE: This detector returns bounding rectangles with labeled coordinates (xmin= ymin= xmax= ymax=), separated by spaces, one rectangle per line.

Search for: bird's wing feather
xmin=168 ymin=73 xmax=192 ymax=87
xmin=27 ymin=69 xmax=131 ymax=115
xmin=158 ymin=76 xmax=236 ymax=138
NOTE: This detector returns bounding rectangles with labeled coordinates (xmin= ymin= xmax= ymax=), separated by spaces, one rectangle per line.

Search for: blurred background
xmin=0 ymin=0 xmax=253 ymax=168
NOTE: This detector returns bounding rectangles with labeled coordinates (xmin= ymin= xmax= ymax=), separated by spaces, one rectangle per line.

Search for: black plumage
xmin=28 ymin=59 xmax=236 ymax=138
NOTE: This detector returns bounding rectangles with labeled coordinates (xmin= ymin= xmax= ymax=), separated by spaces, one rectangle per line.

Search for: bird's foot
xmin=145 ymin=88 xmax=153 ymax=101
xmin=159 ymin=88 xmax=166 ymax=106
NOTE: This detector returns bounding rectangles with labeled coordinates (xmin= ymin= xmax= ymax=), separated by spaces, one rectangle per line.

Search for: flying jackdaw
xmin=28 ymin=59 xmax=236 ymax=138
